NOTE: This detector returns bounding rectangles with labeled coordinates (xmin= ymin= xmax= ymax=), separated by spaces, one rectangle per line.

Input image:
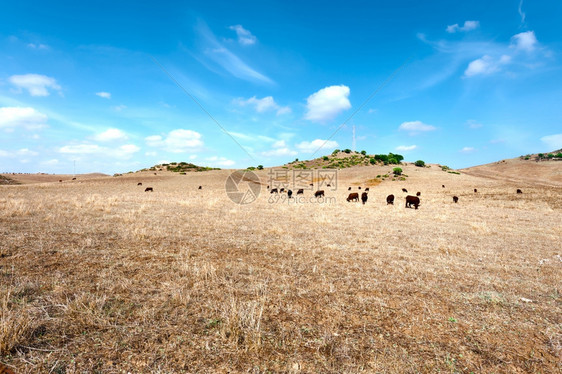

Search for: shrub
xmin=332 ymin=149 xmax=340 ymax=155
xmin=361 ymin=150 xmax=367 ymax=155
xmin=343 ymin=149 xmax=351 ymax=154
xmin=257 ymin=165 xmax=264 ymax=170
xmin=369 ymin=158 xmax=376 ymax=165
xmin=323 ymin=156 xmax=329 ymax=161
xmin=556 ymin=153 xmax=562 ymax=158
xmin=547 ymin=153 xmax=554 ymax=159
xmin=393 ymin=167 xmax=402 ymax=176
xmin=524 ymin=156 xmax=530 ymax=160
xmin=414 ymin=160 xmax=425 ymax=167
xmin=247 ymin=166 xmax=256 ymax=170
xmin=538 ymin=153 xmax=544 ymax=158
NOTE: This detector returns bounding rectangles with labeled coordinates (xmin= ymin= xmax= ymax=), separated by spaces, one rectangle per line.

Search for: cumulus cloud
xmin=446 ymin=20 xmax=480 ymax=33
xmin=9 ymin=74 xmax=61 ymax=96
xmin=229 ymin=25 xmax=257 ymax=46
xmin=95 ymin=92 xmax=111 ymax=99
xmin=235 ymin=96 xmax=291 ymax=115
xmin=540 ymin=134 xmax=562 ymax=150
xmin=261 ymin=140 xmax=297 ymax=157
xmin=59 ymin=143 xmax=139 ymax=158
xmin=460 ymin=146 xmax=475 ymax=153
xmin=511 ymin=31 xmax=537 ymax=52
xmin=296 ymin=139 xmax=339 ymax=153
xmin=92 ymin=128 xmax=128 ymax=142
xmin=464 ymin=55 xmax=511 ymax=77
xmin=305 ymin=85 xmax=351 ymax=122
xmin=396 ymin=145 xmax=417 ymax=151
xmin=145 ymin=129 xmax=203 ymax=153
xmin=0 ymin=107 xmax=48 ymax=130
xmin=398 ymin=121 xmax=436 ymax=133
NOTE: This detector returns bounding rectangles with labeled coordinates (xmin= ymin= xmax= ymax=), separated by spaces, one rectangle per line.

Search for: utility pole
xmin=73 ymin=160 xmax=76 ymax=178
xmin=352 ymin=124 xmax=356 ymax=153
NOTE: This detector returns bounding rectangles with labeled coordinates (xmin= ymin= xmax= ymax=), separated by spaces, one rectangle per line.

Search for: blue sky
xmin=1 ymin=0 xmax=561 ymax=174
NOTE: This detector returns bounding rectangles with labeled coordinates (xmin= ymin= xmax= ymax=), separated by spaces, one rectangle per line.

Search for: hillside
xmin=461 ymin=151 xmax=562 ymax=187
xmin=138 ymin=162 xmax=221 ymax=174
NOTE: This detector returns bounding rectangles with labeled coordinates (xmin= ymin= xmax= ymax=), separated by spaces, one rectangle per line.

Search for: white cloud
xmin=464 ymin=55 xmax=511 ymax=77
xmin=92 ymin=128 xmax=128 ymax=142
xmin=0 ymin=148 xmax=40 ymax=158
xmin=446 ymin=20 xmax=480 ymax=33
xmin=296 ymin=139 xmax=339 ymax=153
xmin=398 ymin=121 xmax=436 ymax=133
xmin=467 ymin=120 xmax=483 ymax=129
xmin=396 ymin=145 xmax=417 ymax=151
xmin=460 ymin=147 xmax=475 ymax=153
xmin=59 ymin=144 xmax=102 ymax=154
xmin=235 ymin=96 xmax=291 ymax=115
xmin=518 ymin=0 xmax=526 ymax=24
xmin=16 ymin=148 xmax=39 ymax=156
xmin=59 ymin=143 xmax=139 ymax=159
xmin=145 ymin=129 xmax=203 ymax=153
xmin=189 ymin=155 xmax=197 ymax=160
xmin=305 ymin=85 xmax=351 ymax=122
xmin=540 ymin=134 xmax=562 ymax=150
xmin=27 ymin=43 xmax=49 ymax=50
xmin=41 ymin=159 xmax=59 ymax=166
xmin=0 ymin=107 xmax=48 ymax=130
xmin=9 ymin=74 xmax=61 ymax=96
xmin=206 ymin=156 xmax=235 ymax=166
xmin=95 ymin=92 xmax=111 ymax=99
xmin=229 ymin=25 xmax=257 ymax=46
xmin=272 ymin=140 xmax=287 ymax=148
xmin=112 ymin=104 xmax=127 ymax=111
xmin=145 ymin=151 xmax=157 ymax=157
xmin=511 ymin=31 xmax=537 ymax=52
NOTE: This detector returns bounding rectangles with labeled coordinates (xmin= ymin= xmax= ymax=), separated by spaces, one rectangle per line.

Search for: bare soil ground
xmin=1 ymin=163 xmax=561 ymax=373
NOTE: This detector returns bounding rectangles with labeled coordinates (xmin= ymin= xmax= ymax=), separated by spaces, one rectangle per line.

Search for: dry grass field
xmin=1 ymin=161 xmax=561 ymax=373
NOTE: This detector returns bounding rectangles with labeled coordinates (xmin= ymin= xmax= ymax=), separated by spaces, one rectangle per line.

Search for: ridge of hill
xmin=138 ymin=162 xmax=221 ymax=174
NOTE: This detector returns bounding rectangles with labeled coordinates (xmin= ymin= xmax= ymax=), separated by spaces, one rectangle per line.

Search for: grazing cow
xmin=405 ymin=195 xmax=420 ymax=209
xmin=453 ymin=196 xmax=459 ymax=203
xmin=517 ymin=189 xmax=522 ymax=194
xmin=442 ymin=185 xmax=445 ymax=188
xmin=348 ymin=187 xmax=352 ymax=191
xmin=137 ymin=182 xmax=142 ymax=186
xmin=198 ymin=186 xmax=202 ymax=190
xmin=474 ymin=188 xmax=478 ymax=193
xmin=347 ymin=192 xmax=359 ymax=202
xmin=327 ymin=184 xmax=331 ymax=187
xmin=270 ymin=188 xmax=278 ymax=194
xmin=361 ymin=192 xmax=368 ymax=205
xmin=358 ymin=186 xmax=361 ymax=190
xmin=267 ymin=185 xmax=269 ymax=189
xmin=154 ymin=173 xmax=157 ymax=175
xmin=280 ymin=188 xmax=285 ymax=193
xmin=309 ymin=183 xmax=314 ymax=187
xmin=287 ymin=190 xmax=293 ymax=198
xmin=297 ymin=189 xmax=304 ymax=195
xmin=365 ymin=187 xmax=369 ymax=192
xmin=72 ymin=177 xmax=76 ymax=180
xmin=59 ymin=180 xmax=62 ymax=182
xmin=386 ymin=194 xmax=395 ymax=205
xmin=145 ymin=187 xmax=153 ymax=192
xmin=315 ymin=190 xmax=325 ymax=198
xmin=416 ymin=192 xmax=421 ymax=196
xmin=402 ymin=188 xmax=408 ymax=193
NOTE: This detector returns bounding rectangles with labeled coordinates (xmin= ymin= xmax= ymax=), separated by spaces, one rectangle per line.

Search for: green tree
xmin=414 ymin=160 xmax=425 ymax=167
xmin=369 ymin=157 xmax=376 ymax=165
xmin=393 ymin=167 xmax=402 ymax=176
xmin=343 ymin=149 xmax=352 ymax=154
xmin=361 ymin=150 xmax=367 ymax=155
xmin=257 ymin=165 xmax=264 ymax=170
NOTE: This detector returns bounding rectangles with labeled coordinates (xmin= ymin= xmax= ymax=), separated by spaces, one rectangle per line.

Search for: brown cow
xmin=137 ymin=182 xmax=142 ymax=186
xmin=296 ymin=189 xmax=304 ymax=195
xmin=347 ymin=192 xmax=359 ymax=202
xmin=453 ymin=196 xmax=459 ymax=203
xmin=270 ymin=188 xmax=278 ymax=194
xmin=416 ymin=192 xmax=421 ymax=196
xmin=315 ymin=190 xmax=325 ymax=198
xmin=386 ymin=194 xmax=394 ymax=205
xmin=405 ymin=195 xmax=420 ymax=209
xmin=145 ymin=187 xmax=153 ymax=192
xmin=402 ymin=188 xmax=408 ymax=193
xmin=72 ymin=177 xmax=76 ymax=180
xmin=59 ymin=180 xmax=62 ymax=182
xmin=361 ymin=192 xmax=368 ymax=205
xmin=517 ymin=189 xmax=522 ymax=194
xmin=365 ymin=187 xmax=369 ymax=192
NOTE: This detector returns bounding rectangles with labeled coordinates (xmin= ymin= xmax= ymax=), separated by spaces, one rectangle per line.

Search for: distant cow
xmin=270 ymin=188 xmax=278 ymax=194
xmin=267 ymin=185 xmax=269 ymax=189
xmin=198 ymin=186 xmax=202 ymax=190
xmin=405 ymin=195 xmax=420 ymax=209
xmin=72 ymin=177 xmax=76 ymax=180
xmin=386 ymin=194 xmax=395 ymax=205
xmin=442 ymin=185 xmax=445 ymax=188
xmin=474 ymin=189 xmax=478 ymax=193
xmin=154 ymin=173 xmax=157 ymax=175
xmin=137 ymin=182 xmax=142 ymax=186
xmin=358 ymin=186 xmax=361 ymax=190
xmin=327 ymin=184 xmax=331 ymax=187
xmin=287 ymin=190 xmax=293 ymax=198
xmin=315 ymin=190 xmax=325 ymax=198
xmin=365 ymin=187 xmax=369 ymax=192
xmin=296 ymin=189 xmax=304 ymax=195
xmin=280 ymin=188 xmax=285 ymax=193
xmin=453 ymin=196 xmax=459 ymax=203
xmin=416 ymin=192 xmax=421 ymax=196
xmin=59 ymin=180 xmax=62 ymax=182
xmin=347 ymin=192 xmax=359 ymax=202
xmin=361 ymin=192 xmax=368 ymax=205
xmin=348 ymin=187 xmax=352 ymax=191
xmin=517 ymin=189 xmax=522 ymax=194
xmin=145 ymin=187 xmax=153 ymax=192
xmin=309 ymin=183 xmax=313 ymax=187
xmin=402 ymin=188 xmax=408 ymax=193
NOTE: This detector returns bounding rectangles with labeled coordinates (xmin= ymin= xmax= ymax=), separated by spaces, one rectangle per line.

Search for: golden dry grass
xmin=0 ymin=163 xmax=561 ymax=373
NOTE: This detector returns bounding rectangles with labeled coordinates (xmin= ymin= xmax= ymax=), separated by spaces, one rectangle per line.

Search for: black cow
xmin=416 ymin=192 xmax=421 ymax=196
xmin=287 ymin=190 xmax=293 ymax=198
xmin=442 ymin=185 xmax=445 ymax=188
xmin=517 ymin=189 xmax=522 ymax=194
xmin=267 ymin=185 xmax=269 ymax=189
xmin=361 ymin=192 xmax=368 ymax=205
xmin=296 ymin=189 xmax=304 ymax=195
xmin=402 ymin=188 xmax=408 ymax=193
xmin=347 ymin=192 xmax=359 ymax=202
xmin=145 ymin=187 xmax=153 ymax=192
xmin=386 ymin=194 xmax=395 ymax=205
xmin=59 ymin=180 xmax=62 ymax=182
xmin=358 ymin=186 xmax=361 ymax=190
xmin=280 ymin=188 xmax=285 ymax=193
xmin=474 ymin=188 xmax=478 ymax=193
xmin=72 ymin=177 xmax=76 ymax=180
xmin=453 ymin=196 xmax=459 ymax=203
xmin=270 ymin=188 xmax=278 ymax=194
xmin=315 ymin=190 xmax=325 ymax=198
xmin=405 ymin=195 xmax=420 ymax=209
xmin=348 ymin=187 xmax=352 ymax=191
xmin=327 ymin=184 xmax=331 ymax=187
xmin=365 ymin=187 xmax=369 ymax=192
xmin=198 ymin=186 xmax=202 ymax=190
xmin=137 ymin=182 xmax=142 ymax=186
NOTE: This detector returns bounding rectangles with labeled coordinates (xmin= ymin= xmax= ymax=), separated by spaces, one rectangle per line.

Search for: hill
xmin=138 ymin=162 xmax=221 ymax=174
